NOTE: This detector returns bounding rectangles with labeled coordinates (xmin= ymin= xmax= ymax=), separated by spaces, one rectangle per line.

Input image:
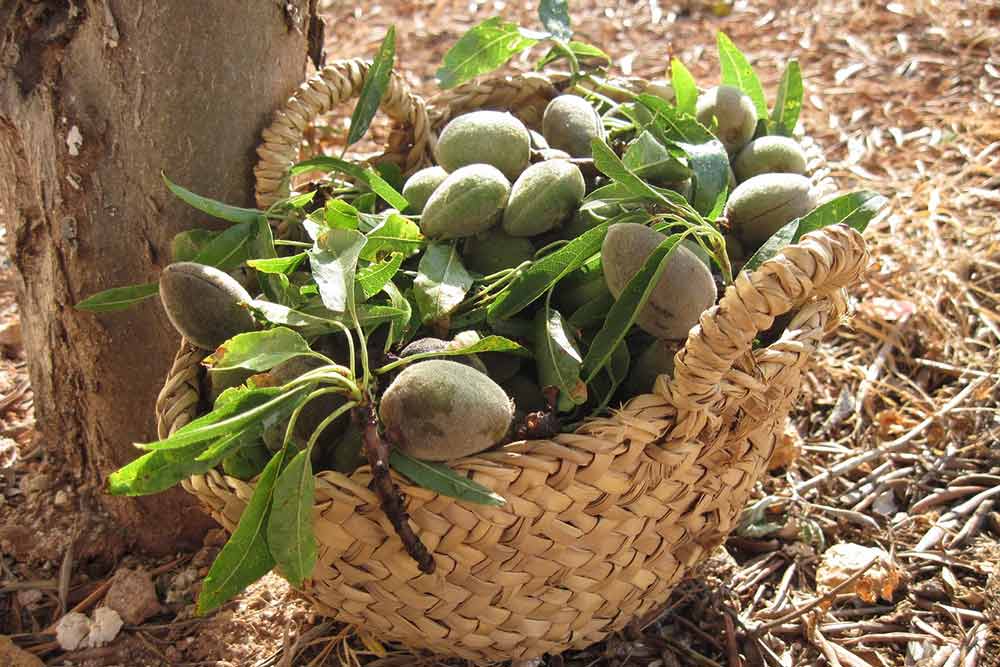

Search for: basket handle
xmin=253 ymin=58 xmax=431 ymax=210
xmin=666 ymin=224 xmax=869 ymax=419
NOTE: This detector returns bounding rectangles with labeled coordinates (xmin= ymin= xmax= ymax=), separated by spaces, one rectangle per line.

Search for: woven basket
xmin=161 ymin=60 xmax=870 ymax=662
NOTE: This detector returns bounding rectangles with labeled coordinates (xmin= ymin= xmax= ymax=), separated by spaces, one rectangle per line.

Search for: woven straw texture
xmin=164 ymin=63 xmax=870 ymax=662
xmin=253 ymin=58 xmax=430 ymax=210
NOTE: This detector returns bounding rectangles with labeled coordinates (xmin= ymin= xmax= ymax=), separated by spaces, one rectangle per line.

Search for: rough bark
xmin=0 ymin=0 xmax=315 ymax=555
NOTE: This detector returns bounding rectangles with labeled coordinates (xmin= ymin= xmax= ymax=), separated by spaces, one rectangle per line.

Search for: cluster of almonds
xmin=152 ymin=82 xmax=820 ymax=469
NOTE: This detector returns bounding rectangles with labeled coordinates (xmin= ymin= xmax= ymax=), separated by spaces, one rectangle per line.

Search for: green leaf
xmin=171 ymin=229 xmax=218 ymax=263
xmin=308 ymin=228 xmax=367 ymax=314
xmin=630 ymin=97 xmax=729 ymax=216
xmin=671 ymin=57 xmax=698 ymax=116
xmin=622 ymin=131 xmax=691 ymax=184
xmin=436 ymin=334 xmax=531 ymax=358
xmin=567 ymin=42 xmax=611 ymax=65
xmin=158 ymin=387 xmax=289 ymax=446
xmin=590 ymin=339 xmax=630 ymax=414
xmin=249 ymin=299 xmax=341 ymax=335
xmin=536 ymin=305 xmax=587 ymax=411
xmin=742 ymin=191 xmax=887 ymax=274
xmin=795 ymin=191 xmax=887 ymax=238
xmin=488 ymin=215 xmax=624 ymax=322
xmin=607 ymin=339 xmax=630 ymax=392
xmin=255 ymin=299 xmax=407 ymax=335
xmin=716 ymin=31 xmax=767 ymax=121
xmin=247 ymin=253 xmax=308 ymax=275
xmin=267 ymin=448 xmax=316 ymax=586
xmin=354 ymin=304 xmax=411 ymax=329
xmin=634 ymin=94 xmax=715 ymax=144
xmin=75 ymin=282 xmax=159 ymax=313
xmin=192 ymin=222 xmax=255 ymax=271
xmin=361 ymin=213 xmax=424 ymax=260
xmin=591 ymin=138 xmax=681 ymax=207
xmin=107 ymin=444 xmax=215 ymax=496
xmin=356 ymin=211 xmax=388 ymax=233
xmin=567 ymin=41 xmax=609 ymax=62
xmin=203 ymin=328 xmax=313 ymax=372
xmin=374 ymin=162 xmax=405 ymax=193
xmin=568 ymin=290 xmax=614 ymax=329
xmin=356 ymin=253 xmax=403 ymax=300
xmin=197 ymin=445 xmax=290 ymax=615
xmin=163 ymin=173 xmax=265 ymax=224
xmin=413 ymin=243 xmax=473 ymax=325
xmin=250 ymin=217 xmax=289 ymax=303
xmin=353 ymin=192 xmax=377 ymax=213
xmin=137 ymin=387 xmax=306 ymax=451
xmin=436 ymin=17 xmax=540 ymax=89
xmin=290 ymin=157 xmax=408 ymax=211
xmin=539 ymin=0 xmax=572 ymax=40
xmin=707 ymin=185 xmax=729 ymax=222
xmin=222 ymin=441 xmax=271 ymax=480
xmin=583 ymin=181 xmax=646 ymax=205
xmin=196 ymin=427 xmax=261 ymax=464
xmin=282 ymin=191 xmax=317 ymax=209
xmin=381 ymin=281 xmax=413 ymax=352
xmin=213 ymin=383 xmax=259 ymax=408
xmin=741 ymin=219 xmax=800 ymax=275
xmin=389 ymin=450 xmax=505 ymax=506
xmin=377 ymin=334 xmax=530 ymax=373
xmin=323 ymin=199 xmax=361 ymax=230
xmin=582 ymin=234 xmax=683 ymax=381
xmin=771 ymin=59 xmax=803 ymax=137
xmin=536 ymin=41 xmax=611 ymax=69
xmin=347 ymin=26 xmax=396 ymax=147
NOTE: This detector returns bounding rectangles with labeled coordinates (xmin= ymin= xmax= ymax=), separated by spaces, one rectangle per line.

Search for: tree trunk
xmin=0 ymin=0 xmax=316 ymax=555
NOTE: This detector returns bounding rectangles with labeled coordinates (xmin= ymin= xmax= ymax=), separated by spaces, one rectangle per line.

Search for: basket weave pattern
xmin=253 ymin=59 xmax=430 ymax=210
xmin=161 ymin=63 xmax=870 ymax=661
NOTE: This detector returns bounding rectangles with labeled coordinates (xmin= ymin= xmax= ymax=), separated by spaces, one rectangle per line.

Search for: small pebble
xmin=104 ymin=567 xmax=161 ymax=624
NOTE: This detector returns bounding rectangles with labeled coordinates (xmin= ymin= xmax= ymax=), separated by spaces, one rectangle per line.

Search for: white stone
xmin=88 ymin=607 xmax=123 ymax=647
xmin=66 ymin=126 xmax=83 ymax=156
xmin=55 ymin=612 xmax=90 ymax=651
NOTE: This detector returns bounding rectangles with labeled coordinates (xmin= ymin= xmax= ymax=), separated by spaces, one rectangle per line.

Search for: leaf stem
xmin=328 ymin=320 xmax=357 ymax=379
xmin=373 ymin=349 xmax=448 ymax=376
xmin=474 ymin=266 xmax=520 ymax=284
xmin=549 ymin=40 xmax=580 ymax=81
xmin=474 ymin=261 xmax=531 ymax=297
xmin=454 ymin=260 xmax=531 ymax=315
xmin=304 ymin=400 xmax=357 ymax=453
xmin=578 ymin=74 xmax=637 ymax=104
xmin=286 ymin=365 xmax=360 ymax=401
xmin=280 ymin=384 xmax=325 ymax=449
xmin=353 ymin=315 xmax=370 ymax=388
